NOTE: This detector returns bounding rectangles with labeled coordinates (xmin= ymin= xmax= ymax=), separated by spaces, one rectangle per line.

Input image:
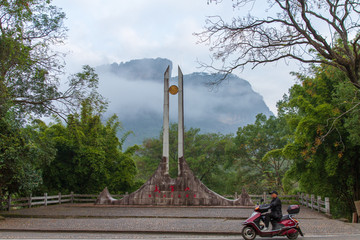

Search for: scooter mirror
xmin=260 ymin=198 xmax=264 ymax=203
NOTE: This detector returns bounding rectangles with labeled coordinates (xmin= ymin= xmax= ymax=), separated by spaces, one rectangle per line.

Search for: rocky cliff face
xmin=96 ymin=58 xmax=272 ymax=147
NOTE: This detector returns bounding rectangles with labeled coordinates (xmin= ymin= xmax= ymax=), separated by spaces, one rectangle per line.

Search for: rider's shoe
xmin=262 ymin=227 xmax=270 ymax=232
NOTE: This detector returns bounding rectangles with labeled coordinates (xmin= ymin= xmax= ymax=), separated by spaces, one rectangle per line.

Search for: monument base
xmin=96 ymin=157 xmax=253 ymax=206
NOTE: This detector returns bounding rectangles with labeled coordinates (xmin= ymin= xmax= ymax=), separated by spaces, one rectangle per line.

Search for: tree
xmin=0 ymin=112 xmax=54 ymax=201
xmin=39 ymin=100 xmax=137 ymax=194
xmin=0 ymin=1 xmax=109 ymax=204
xmin=279 ymin=64 xmax=360 ymax=217
xmin=199 ymin=0 xmax=360 ymax=88
xmin=0 ymin=0 xmax=105 ymax=119
xmin=185 ymin=128 xmax=235 ymax=194
xmin=232 ymin=114 xmax=291 ymax=193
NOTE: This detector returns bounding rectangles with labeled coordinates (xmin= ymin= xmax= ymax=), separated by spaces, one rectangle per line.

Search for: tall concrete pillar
xmin=162 ymin=66 xmax=170 ymax=175
xmin=178 ymin=66 xmax=184 ymax=176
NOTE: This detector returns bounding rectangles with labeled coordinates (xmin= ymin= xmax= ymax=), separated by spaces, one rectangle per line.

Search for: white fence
xmin=226 ymin=192 xmax=330 ymax=215
xmin=1 ymin=191 xmax=330 ymax=215
xmin=1 ymin=192 xmax=125 ymax=211
xmin=298 ymin=192 xmax=330 ymax=215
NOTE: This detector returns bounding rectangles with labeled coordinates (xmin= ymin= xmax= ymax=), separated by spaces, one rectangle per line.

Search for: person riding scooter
xmin=241 ymin=200 xmax=303 ymax=239
xmin=263 ymin=190 xmax=282 ymax=231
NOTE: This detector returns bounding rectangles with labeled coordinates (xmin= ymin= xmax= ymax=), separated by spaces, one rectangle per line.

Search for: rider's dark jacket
xmin=270 ymin=197 xmax=282 ymax=220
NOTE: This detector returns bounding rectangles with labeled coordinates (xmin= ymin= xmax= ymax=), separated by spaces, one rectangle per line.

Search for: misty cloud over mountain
xmin=96 ymin=58 xmax=272 ymax=147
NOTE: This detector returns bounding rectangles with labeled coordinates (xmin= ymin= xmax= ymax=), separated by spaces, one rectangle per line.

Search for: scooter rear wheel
xmin=242 ymin=226 xmax=257 ymax=240
xmin=286 ymin=230 xmax=299 ymax=239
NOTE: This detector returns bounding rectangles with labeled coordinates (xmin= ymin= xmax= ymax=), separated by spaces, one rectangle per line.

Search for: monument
xmin=96 ymin=66 xmax=253 ymax=206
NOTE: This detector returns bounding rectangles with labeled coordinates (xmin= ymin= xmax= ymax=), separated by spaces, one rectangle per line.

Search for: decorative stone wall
xmin=96 ymin=156 xmax=253 ymax=206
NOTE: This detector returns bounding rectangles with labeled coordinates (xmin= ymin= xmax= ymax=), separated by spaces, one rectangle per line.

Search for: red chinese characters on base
xmin=154 ymin=185 xmax=161 ymax=193
xmin=148 ymin=186 xmax=197 ymax=198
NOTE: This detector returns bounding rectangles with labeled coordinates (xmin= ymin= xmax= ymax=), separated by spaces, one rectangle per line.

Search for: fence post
xmin=263 ymin=192 xmax=267 ymax=203
xmin=28 ymin=194 xmax=32 ymax=208
xmin=325 ymin=197 xmax=330 ymax=215
xmin=352 ymin=212 xmax=358 ymax=223
xmin=311 ymin=194 xmax=314 ymax=210
xmin=306 ymin=194 xmax=309 ymax=207
xmin=59 ymin=192 xmax=62 ymax=205
xmin=7 ymin=195 xmax=11 ymax=211
xmin=317 ymin=196 xmax=321 ymax=212
xmin=234 ymin=192 xmax=238 ymax=199
xmin=300 ymin=193 xmax=304 ymax=205
xmin=302 ymin=193 xmax=305 ymax=206
xmin=71 ymin=192 xmax=74 ymax=204
xmin=44 ymin=193 xmax=48 ymax=206
xmin=302 ymin=193 xmax=305 ymax=205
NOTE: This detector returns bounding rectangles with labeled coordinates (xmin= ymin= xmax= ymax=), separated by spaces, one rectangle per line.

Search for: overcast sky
xmin=53 ymin=0 xmax=299 ymax=114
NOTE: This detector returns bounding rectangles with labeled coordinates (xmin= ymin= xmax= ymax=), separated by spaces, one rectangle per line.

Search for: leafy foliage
xmin=0 ymin=112 xmax=54 ymax=200
xmin=231 ymin=114 xmax=291 ymax=194
xmin=38 ymin=100 xmax=138 ymax=194
xmin=279 ymin=64 xmax=360 ymax=217
xmin=0 ymin=0 xmax=114 ymax=200
xmin=0 ymin=0 xmax=106 ymax=120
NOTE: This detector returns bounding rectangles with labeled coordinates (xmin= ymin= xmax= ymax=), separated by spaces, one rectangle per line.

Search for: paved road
xmin=0 ymin=204 xmax=359 ymax=239
xmin=0 ymin=232 xmax=360 ymax=240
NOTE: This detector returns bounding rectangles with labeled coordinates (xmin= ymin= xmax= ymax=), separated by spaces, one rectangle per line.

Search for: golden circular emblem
xmin=169 ymin=85 xmax=179 ymax=95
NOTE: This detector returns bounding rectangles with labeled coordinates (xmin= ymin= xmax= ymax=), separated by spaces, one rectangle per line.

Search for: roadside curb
xmin=0 ymin=214 xmax=248 ymax=220
xmin=1 ymin=228 xmax=360 ymax=237
xmin=0 ymin=228 xmax=243 ymax=235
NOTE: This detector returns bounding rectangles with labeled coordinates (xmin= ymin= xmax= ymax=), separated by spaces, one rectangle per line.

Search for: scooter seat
xmin=281 ymin=215 xmax=291 ymax=221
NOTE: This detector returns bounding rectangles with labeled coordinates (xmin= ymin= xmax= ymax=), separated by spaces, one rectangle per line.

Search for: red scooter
xmin=242 ymin=201 xmax=304 ymax=240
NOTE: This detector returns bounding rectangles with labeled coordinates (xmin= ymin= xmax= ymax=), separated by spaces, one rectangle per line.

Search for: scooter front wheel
xmin=242 ymin=226 xmax=257 ymax=240
xmin=286 ymin=230 xmax=299 ymax=239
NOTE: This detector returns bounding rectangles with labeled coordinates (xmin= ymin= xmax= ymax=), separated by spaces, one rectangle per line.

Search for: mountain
xmin=97 ymin=58 xmax=173 ymax=81
xmin=96 ymin=58 xmax=272 ymax=148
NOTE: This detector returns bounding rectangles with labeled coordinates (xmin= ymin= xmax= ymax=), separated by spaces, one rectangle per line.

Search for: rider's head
xmin=270 ymin=190 xmax=278 ymax=199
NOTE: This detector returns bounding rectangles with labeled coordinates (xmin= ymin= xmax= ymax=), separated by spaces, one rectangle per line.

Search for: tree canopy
xmin=200 ymin=0 xmax=360 ymax=87
xmin=0 ymin=0 xmax=114 ymax=201
xmin=0 ymin=113 xmax=50 ymax=198
xmin=0 ymin=0 xmax=106 ymax=119
xmin=232 ymin=114 xmax=291 ymax=193
xmin=279 ymin=64 xmax=360 ymax=217
xmin=39 ymin=100 xmax=138 ymax=194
